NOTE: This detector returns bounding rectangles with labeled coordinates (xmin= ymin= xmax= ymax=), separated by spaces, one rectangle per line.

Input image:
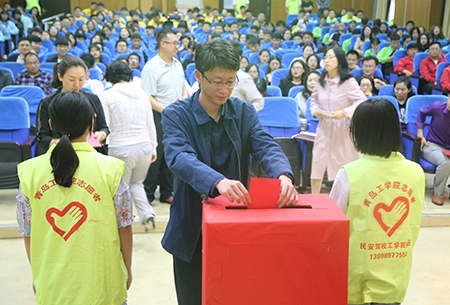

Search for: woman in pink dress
xmin=310 ymin=46 xmax=367 ymax=194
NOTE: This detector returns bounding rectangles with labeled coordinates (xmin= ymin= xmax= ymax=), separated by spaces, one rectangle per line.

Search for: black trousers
xmin=143 ymin=110 xmax=173 ymax=202
xmin=173 ymin=237 xmax=202 ymax=305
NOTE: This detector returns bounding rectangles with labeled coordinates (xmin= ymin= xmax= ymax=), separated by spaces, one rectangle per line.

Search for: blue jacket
xmin=161 ymin=91 xmax=294 ymax=262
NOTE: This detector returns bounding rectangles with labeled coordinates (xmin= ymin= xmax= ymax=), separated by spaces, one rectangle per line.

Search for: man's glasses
xmin=202 ymin=74 xmax=239 ymax=89
xmin=162 ymin=40 xmax=180 ymax=46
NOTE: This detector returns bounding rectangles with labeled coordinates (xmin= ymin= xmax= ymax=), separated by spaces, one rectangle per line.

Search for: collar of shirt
xmin=191 ymin=90 xmax=237 ymax=125
xmin=23 ymin=70 xmax=43 ymax=79
xmin=156 ymin=54 xmax=172 ymax=67
xmin=326 ymin=74 xmax=340 ymax=85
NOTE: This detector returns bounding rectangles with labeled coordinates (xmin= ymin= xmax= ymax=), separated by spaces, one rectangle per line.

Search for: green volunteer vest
xmin=286 ymin=0 xmax=299 ymax=14
xmin=343 ymin=152 xmax=424 ymax=304
xmin=18 ymin=142 xmax=127 ymax=305
xmin=25 ymin=0 xmax=41 ymax=14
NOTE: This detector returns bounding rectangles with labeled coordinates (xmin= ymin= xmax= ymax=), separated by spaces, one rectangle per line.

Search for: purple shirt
xmin=416 ymin=101 xmax=450 ymax=149
xmin=14 ymin=70 xmax=54 ymax=96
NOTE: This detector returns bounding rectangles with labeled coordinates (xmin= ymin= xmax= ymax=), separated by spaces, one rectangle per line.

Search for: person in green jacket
xmin=377 ymin=33 xmax=402 ymax=76
xmin=313 ymin=15 xmax=327 ymax=43
xmin=364 ymin=37 xmax=380 ymax=57
xmin=340 ymin=8 xmax=361 ymax=23
xmin=326 ymin=9 xmax=337 ymax=23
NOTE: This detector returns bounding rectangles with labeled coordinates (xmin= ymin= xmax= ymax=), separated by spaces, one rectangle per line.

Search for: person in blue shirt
xmin=161 ymin=39 xmax=297 ymax=305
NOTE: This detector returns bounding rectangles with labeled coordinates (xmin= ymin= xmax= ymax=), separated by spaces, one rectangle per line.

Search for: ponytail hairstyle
xmin=48 ymin=92 xmax=94 ymax=187
xmin=51 ymin=56 xmax=87 ymax=88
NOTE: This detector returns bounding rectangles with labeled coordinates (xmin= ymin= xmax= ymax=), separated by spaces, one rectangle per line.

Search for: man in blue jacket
xmin=161 ymin=39 xmax=297 ymax=305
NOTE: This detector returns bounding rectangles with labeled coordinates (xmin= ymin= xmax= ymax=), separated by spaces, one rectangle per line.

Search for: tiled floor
xmin=1 ymin=174 xmax=449 ymax=304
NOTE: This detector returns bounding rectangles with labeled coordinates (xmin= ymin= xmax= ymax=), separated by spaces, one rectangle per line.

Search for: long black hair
xmin=318 ymin=46 xmax=353 ymax=87
xmin=52 ymin=56 xmax=87 ymax=88
xmin=287 ymin=58 xmax=308 ymax=82
xmin=301 ymin=70 xmax=321 ymax=99
xmin=48 ymin=92 xmax=94 ymax=187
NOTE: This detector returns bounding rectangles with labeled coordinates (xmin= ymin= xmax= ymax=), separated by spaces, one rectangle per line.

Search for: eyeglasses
xmin=162 ymin=40 xmax=180 ymax=46
xmin=25 ymin=61 xmax=39 ymax=66
xmin=202 ymin=73 xmax=239 ymax=89
xmin=323 ymin=55 xmax=336 ymax=61
xmin=361 ymin=84 xmax=372 ymax=88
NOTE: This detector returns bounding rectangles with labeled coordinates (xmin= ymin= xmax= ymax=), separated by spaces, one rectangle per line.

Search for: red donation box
xmin=202 ymin=194 xmax=349 ymax=305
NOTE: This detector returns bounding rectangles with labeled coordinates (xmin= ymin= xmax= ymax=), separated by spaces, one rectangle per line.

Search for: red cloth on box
xmin=202 ymin=194 xmax=350 ymax=305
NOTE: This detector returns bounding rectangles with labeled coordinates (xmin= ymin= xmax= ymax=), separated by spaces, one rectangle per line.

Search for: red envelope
xmin=86 ymin=132 xmax=102 ymax=148
xmin=202 ymin=194 xmax=350 ymax=305
xmin=443 ymin=150 xmax=450 ymax=156
xmin=248 ymin=177 xmax=280 ymax=209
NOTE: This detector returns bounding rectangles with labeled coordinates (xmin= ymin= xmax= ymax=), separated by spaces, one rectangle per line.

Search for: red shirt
xmin=394 ymin=56 xmax=414 ymax=74
xmin=440 ymin=66 xmax=450 ymax=90
xmin=420 ymin=56 xmax=447 ymax=83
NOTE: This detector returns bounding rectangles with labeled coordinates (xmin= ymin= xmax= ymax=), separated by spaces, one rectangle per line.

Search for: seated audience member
xmin=439 ymin=65 xmax=450 ymax=91
xmin=295 ymin=70 xmax=320 ymax=119
xmin=306 ymin=54 xmax=321 ymax=71
xmin=276 ymin=20 xmax=286 ymax=35
xmin=326 ymin=9 xmax=337 ymax=23
xmin=115 ymin=39 xmax=130 ymax=56
xmin=330 ymin=98 xmax=424 ymax=305
xmin=292 ymin=32 xmax=302 ymax=44
xmin=245 ymin=63 xmax=259 ymax=79
xmin=313 ymin=16 xmax=327 ymax=43
xmin=265 ymin=56 xmax=282 ymax=85
xmin=346 ymin=50 xmax=360 ymax=72
xmin=279 ymin=58 xmax=308 ymax=97
xmin=130 ymin=33 xmax=149 ymax=61
xmin=29 ymin=35 xmax=46 ymax=62
xmin=262 ymin=30 xmax=272 ymax=44
xmin=0 ymin=67 xmax=13 ymax=90
xmin=361 ymin=56 xmax=387 ymax=92
xmin=300 ymin=31 xmax=314 ymax=48
xmin=420 ymin=41 xmax=447 ymax=94
xmin=377 ymin=33 xmax=402 ymax=76
xmin=300 ymin=44 xmax=315 ymax=62
xmin=296 ymin=10 xmax=307 ymax=33
xmin=240 ymin=56 xmax=249 ymax=69
xmin=402 ymin=34 xmax=412 ymax=49
xmin=248 ymin=36 xmax=260 ymax=56
xmin=340 ymin=8 xmax=361 ymax=22
xmin=364 ymin=37 xmax=380 ymax=57
xmin=394 ymin=42 xmax=419 ymax=77
xmin=15 ymin=52 xmax=53 ymax=95
xmin=418 ymin=33 xmax=431 ymax=52
xmin=270 ymin=33 xmax=283 ymax=52
xmin=89 ymin=43 xmax=104 ymax=64
xmin=80 ymin=53 xmax=104 ymax=94
xmin=7 ymin=37 xmax=31 ymax=63
xmin=30 ymin=27 xmax=43 ymax=38
xmin=358 ymin=75 xmax=376 ymax=96
xmin=394 ymin=76 xmax=415 ymax=126
xmin=47 ymin=37 xmax=71 ymax=62
xmin=258 ymin=48 xmax=270 ymax=66
xmin=409 ymin=26 xmax=420 ymax=42
xmin=230 ymin=42 xmax=264 ymax=112
xmin=128 ymin=52 xmax=141 ymax=70
xmin=254 ymin=77 xmax=270 ymax=97
xmin=354 ymin=25 xmax=372 ymax=57
xmin=331 ymin=22 xmax=347 ymax=43
xmin=182 ymin=41 xmax=196 ymax=71
xmin=417 ymin=94 xmax=450 ymax=205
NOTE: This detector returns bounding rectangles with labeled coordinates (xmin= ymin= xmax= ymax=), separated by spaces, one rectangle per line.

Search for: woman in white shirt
xmin=100 ymin=60 xmax=158 ymax=231
xmin=354 ymin=26 xmax=373 ymax=57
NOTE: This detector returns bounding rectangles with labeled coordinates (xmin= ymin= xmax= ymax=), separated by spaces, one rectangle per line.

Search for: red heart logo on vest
xmin=373 ymin=196 xmax=409 ymax=237
xmin=46 ymin=202 xmax=88 ymax=241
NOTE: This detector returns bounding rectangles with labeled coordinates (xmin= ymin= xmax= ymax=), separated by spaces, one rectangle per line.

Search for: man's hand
xmin=420 ymin=137 xmax=428 ymax=151
xmin=94 ymin=131 xmax=107 ymax=143
xmin=374 ymin=78 xmax=386 ymax=90
xmin=330 ymin=110 xmax=345 ymax=120
xmin=363 ymin=90 xmax=373 ymax=96
xmin=216 ymin=178 xmax=252 ymax=206
xmin=276 ymin=175 xmax=298 ymax=208
xmin=403 ymin=70 xmax=412 ymax=77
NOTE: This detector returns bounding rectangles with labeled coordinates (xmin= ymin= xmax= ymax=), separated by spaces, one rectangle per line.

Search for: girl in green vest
xmin=17 ymin=92 xmax=133 ymax=305
xmin=330 ymin=99 xmax=425 ymax=304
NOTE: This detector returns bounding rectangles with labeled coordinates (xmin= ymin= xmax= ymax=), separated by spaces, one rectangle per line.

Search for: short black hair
xmin=407 ymin=42 xmax=419 ymax=50
xmin=104 ymin=60 xmax=133 ymax=84
xmin=30 ymin=27 xmax=43 ymax=34
xmin=195 ymin=39 xmax=240 ymax=74
xmin=248 ymin=36 xmax=260 ymax=45
xmin=347 ymin=50 xmax=359 ymax=58
xmin=55 ymin=37 xmax=69 ymax=46
xmin=24 ymin=52 xmax=39 ymax=62
xmin=390 ymin=33 xmax=400 ymax=41
xmin=303 ymin=31 xmax=313 ymax=38
xmin=128 ymin=52 xmax=141 ymax=61
xmin=272 ymin=33 xmax=282 ymax=40
xmin=28 ymin=35 xmax=41 ymax=43
xmin=362 ymin=55 xmax=379 ymax=65
xmin=429 ymin=41 xmax=441 ymax=49
xmin=131 ymin=33 xmax=141 ymax=40
xmin=80 ymin=53 xmax=95 ymax=68
xmin=115 ymin=39 xmax=128 ymax=48
xmin=18 ymin=37 xmax=31 ymax=45
xmin=347 ymin=8 xmax=355 ymax=12
xmin=406 ymin=20 xmax=415 ymax=26
xmin=156 ymin=28 xmax=176 ymax=50
xmin=351 ymin=99 xmax=401 ymax=157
